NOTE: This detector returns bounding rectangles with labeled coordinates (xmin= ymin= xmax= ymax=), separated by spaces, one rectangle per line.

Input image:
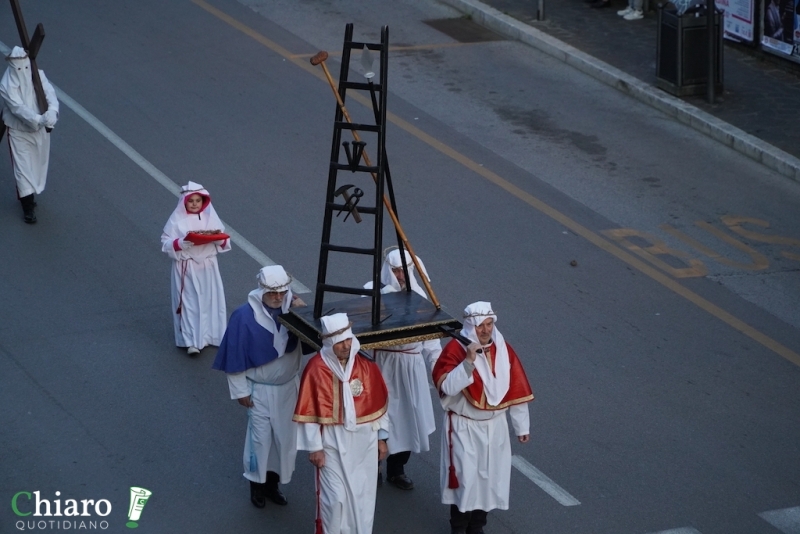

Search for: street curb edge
xmin=440 ymin=0 xmax=800 ymax=184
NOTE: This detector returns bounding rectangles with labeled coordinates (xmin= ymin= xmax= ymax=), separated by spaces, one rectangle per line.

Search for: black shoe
xmin=387 ymin=473 xmax=414 ymax=490
xmin=265 ymin=487 xmax=288 ymax=506
xmin=451 ymin=529 xmax=467 ymax=534
xmin=249 ymin=481 xmax=266 ymax=508
xmin=20 ymin=194 xmax=36 ymax=224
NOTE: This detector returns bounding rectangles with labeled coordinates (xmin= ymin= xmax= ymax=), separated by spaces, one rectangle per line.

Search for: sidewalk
xmin=441 ymin=0 xmax=800 ymax=183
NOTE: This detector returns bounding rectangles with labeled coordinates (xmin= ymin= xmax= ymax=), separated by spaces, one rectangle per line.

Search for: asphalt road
xmin=0 ymin=1 xmax=798 ymax=534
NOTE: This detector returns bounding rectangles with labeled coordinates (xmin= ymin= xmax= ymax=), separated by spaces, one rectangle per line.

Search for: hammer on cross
xmin=8 ymin=0 xmax=51 ymax=132
xmin=334 ymin=184 xmax=363 ymax=224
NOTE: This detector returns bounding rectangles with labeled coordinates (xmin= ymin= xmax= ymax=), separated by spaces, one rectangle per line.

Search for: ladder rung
xmin=317 ymin=284 xmax=375 ymax=297
xmin=327 ymin=203 xmax=378 ymax=215
xmin=336 ymin=122 xmax=380 ymax=132
xmin=323 ymin=244 xmax=377 ymax=255
xmin=330 ymin=163 xmax=380 ymax=173
xmin=342 ymin=81 xmax=383 ymax=92
xmin=344 ymin=42 xmax=383 ymax=51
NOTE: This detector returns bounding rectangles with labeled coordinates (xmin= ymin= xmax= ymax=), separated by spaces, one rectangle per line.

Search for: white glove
xmin=179 ymin=239 xmax=194 ymax=250
xmin=36 ymin=114 xmax=46 ymax=128
xmin=43 ymin=109 xmax=58 ymax=128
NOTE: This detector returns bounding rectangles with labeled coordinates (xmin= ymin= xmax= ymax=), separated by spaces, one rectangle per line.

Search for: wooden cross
xmin=8 ymin=0 xmax=49 ymax=116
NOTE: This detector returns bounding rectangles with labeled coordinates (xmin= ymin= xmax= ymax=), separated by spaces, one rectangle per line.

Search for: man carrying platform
xmin=364 ymin=248 xmax=441 ymax=489
xmin=293 ymin=312 xmax=389 ymax=534
xmin=432 ymin=302 xmax=534 ymax=534
xmin=212 ymin=265 xmax=307 ymax=508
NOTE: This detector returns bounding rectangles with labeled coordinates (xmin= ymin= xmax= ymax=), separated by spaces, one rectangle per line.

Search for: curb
xmin=440 ymin=0 xmax=800 ymax=184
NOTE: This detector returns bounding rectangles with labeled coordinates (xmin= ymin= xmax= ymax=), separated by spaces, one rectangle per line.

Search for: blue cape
xmin=212 ymin=302 xmax=298 ymax=374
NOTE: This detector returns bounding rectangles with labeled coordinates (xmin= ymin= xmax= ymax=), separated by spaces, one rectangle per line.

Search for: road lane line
xmin=190 ymin=1 xmax=800 ymax=367
xmin=644 ymin=529 xmax=702 ymax=534
xmin=511 ymin=455 xmax=580 ymax=506
xmin=0 ymin=41 xmax=312 ymax=295
xmin=760 ymin=506 xmax=800 ymax=533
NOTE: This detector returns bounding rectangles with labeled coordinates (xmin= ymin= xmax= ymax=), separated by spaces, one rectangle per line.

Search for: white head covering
xmin=319 ymin=313 xmax=361 ymax=431
xmin=379 ymin=247 xmax=430 ymax=297
xmin=461 ymin=301 xmax=511 ymax=406
xmin=246 ymin=265 xmax=294 ymax=355
xmin=2 ymin=47 xmax=34 ymax=103
xmin=162 ymin=181 xmax=225 ymax=239
xmin=0 ymin=47 xmax=38 ymax=130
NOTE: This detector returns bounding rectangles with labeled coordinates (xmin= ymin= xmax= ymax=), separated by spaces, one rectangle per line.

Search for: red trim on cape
xmin=432 ymin=339 xmax=534 ymax=410
xmin=293 ymin=353 xmax=388 ymax=425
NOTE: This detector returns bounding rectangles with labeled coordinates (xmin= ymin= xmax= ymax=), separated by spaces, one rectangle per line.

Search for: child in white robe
xmin=161 ymin=182 xmax=231 ymax=355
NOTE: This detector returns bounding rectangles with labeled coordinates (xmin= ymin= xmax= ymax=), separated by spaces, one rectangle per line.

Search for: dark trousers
xmin=450 ymin=505 xmax=488 ymax=534
xmin=265 ymin=470 xmax=280 ymax=490
xmin=385 ymin=451 xmax=411 ymax=479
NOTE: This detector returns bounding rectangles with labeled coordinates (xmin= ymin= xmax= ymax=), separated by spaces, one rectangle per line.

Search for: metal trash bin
xmin=656 ymin=4 xmax=724 ymax=96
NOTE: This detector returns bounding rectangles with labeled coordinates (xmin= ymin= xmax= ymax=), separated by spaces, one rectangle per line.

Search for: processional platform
xmin=280 ymin=291 xmax=461 ymax=350
xmin=278 ymin=23 xmax=462 ymax=350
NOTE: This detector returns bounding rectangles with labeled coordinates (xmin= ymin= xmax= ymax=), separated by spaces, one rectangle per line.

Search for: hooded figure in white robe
xmin=212 ymin=265 xmax=308 ymax=507
xmin=0 ymin=46 xmax=59 ymax=223
xmin=364 ymin=248 xmax=441 ymax=489
xmin=294 ymin=313 xmax=389 ymax=534
xmin=161 ymin=181 xmax=231 ymax=354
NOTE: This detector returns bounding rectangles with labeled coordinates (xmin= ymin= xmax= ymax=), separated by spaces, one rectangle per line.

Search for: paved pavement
xmin=441 ymin=0 xmax=800 ymax=183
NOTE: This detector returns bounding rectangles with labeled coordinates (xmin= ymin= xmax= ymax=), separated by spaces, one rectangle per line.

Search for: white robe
xmin=439 ymin=361 xmax=529 ymax=512
xmin=226 ymin=344 xmax=303 ymax=484
xmin=373 ymin=338 xmax=440 ymax=454
xmin=0 ymin=63 xmax=58 ymax=197
xmin=161 ymin=207 xmax=230 ymax=348
xmin=298 ymin=416 xmax=387 ymax=534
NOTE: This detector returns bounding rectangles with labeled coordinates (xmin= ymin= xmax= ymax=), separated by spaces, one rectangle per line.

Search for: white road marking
xmin=511 ymin=455 xmax=580 ymax=506
xmin=644 ymin=528 xmax=702 ymax=534
xmin=760 ymin=506 xmax=800 ymax=534
xmin=0 ymin=41 xmax=311 ymax=294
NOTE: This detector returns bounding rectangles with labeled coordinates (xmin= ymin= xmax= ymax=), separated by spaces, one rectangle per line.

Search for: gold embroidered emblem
xmin=350 ymin=378 xmax=364 ymax=397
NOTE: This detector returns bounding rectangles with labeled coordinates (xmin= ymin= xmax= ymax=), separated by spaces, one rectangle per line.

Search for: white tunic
xmin=0 ymin=54 xmax=59 ymax=197
xmin=373 ymin=338 xmax=440 ymax=454
xmin=161 ymin=237 xmax=230 ymax=348
xmin=439 ymin=361 xmax=529 ymax=512
xmin=226 ymin=344 xmax=303 ymax=484
xmin=298 ymin=416 xmax=387 ymax=534
xmin=161 ymin=183 xmax=230 ymax=349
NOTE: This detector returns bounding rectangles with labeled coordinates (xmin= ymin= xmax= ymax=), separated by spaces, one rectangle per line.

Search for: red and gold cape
xmin=433 ymin=339 xmax=534 ymax=410
xmin=293 ymin=353 xmax=388 ymax=425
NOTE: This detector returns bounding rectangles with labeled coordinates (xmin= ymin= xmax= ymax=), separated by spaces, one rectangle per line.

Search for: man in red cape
xmin=294 ymin=313 xmax=389 ymax=534
xmin=432 ymin=302 xmax=534 ymax=534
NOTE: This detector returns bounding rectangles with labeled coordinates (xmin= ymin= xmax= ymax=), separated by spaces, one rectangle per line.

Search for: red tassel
xmin=315 ymin=466 xmax=324 ymax=534
xmin=447 ymin=411 xmax=459 ymax=489
xmin=448 ymin=465 xmax=459 ymax=489
xmin=176 ymin=261 xmax=187 ymax=317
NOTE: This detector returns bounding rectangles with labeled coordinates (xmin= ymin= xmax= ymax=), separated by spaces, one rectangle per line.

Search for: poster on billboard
xmin=716 ymin=0 xmax=755 ymax=42
xmin=761 ymin=0 xmax=800 ymax=61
